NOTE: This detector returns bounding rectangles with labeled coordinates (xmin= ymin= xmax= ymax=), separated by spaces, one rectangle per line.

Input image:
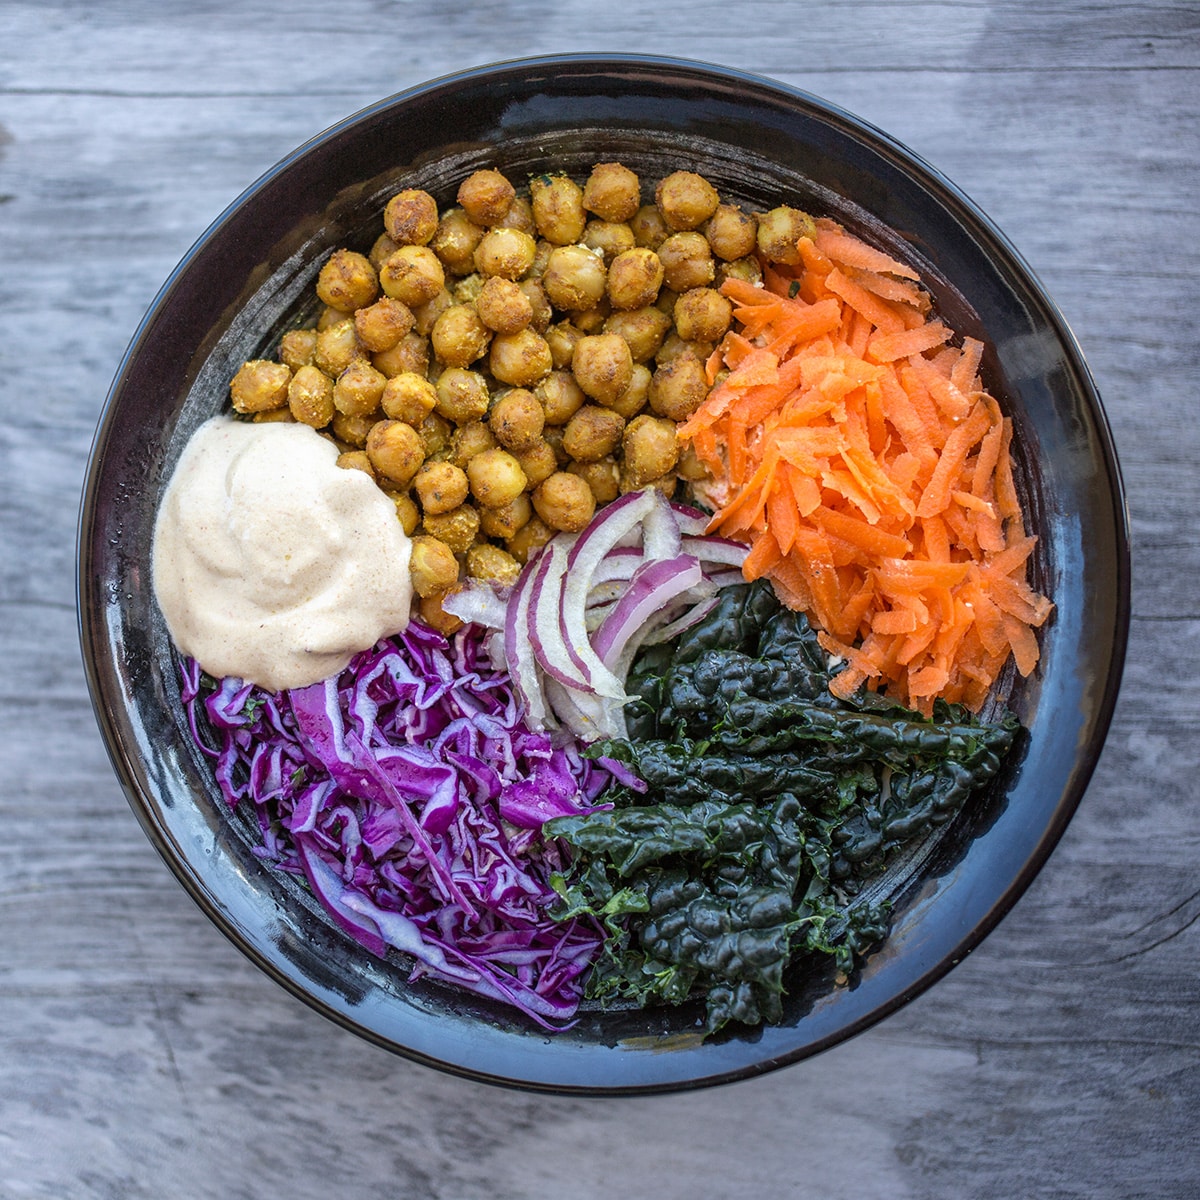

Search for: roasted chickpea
xmin=478 ymin=493 xmax=532 ymax=540
xmin=622 ymin=466 xmax=677 ymax=498
xmin=448 ymin=420 xmax=497 ymax=467
xmin=317 ymin=304 xmax=353 ymax=332
xmin=379 ymin=245 xmax=446 ymax=307
xmin=457 ymin=169 xmax=515 ymax=227
xmin=409 ymin=535 xmax=460 ymax=599
xmin=583 ymin=162 xmax=641 ymax=223
xmin=334 ymin=360 xmax=386 ymax=417
xmin=530 ymin=174 xmax=586 ymax=245
xmin=573 ymin=299 xmax=611 ymax=335
xmin=383 ymin=188 xmax=439 ymax=246
xmin=532 ymin=471 xmax=596 ymax=533
xmin=287 ymin=364 xmax=335 ymax=427
xmin=622 ymin=414 xmax=679 ymax=486
xmin=541 ymin=244 xmax=608 ymax=313
xmin=380 ymin=371 xmax=437 ymax=424
xmin=451 ymin=272 xmax=485 ymax=306
xmin=336 ymin=449 xmax=375 ymax=479
xmin=430 ymin=304 xmax=491 ymax=368
xmin=655 ymin=331 xmax=713 ymax=369
xmin=252 ymin=408 xmax=295 ymax=424
xmin=657 ymin=232 xmax=715 ymax=292
xmin=416 ymin=411 xmax=453 ymax=458
xmin=422 ymin=505 xmax=480 ymax=554
xmin=519 ymin=278 xmax=553 ymax=333
xmin=603 ymin=306 xmax=673 ymax=362
xmin=488 ymin=388 xmax=545 ymax=452
xmin=535 ymin=369 xmax=586 ymax=425
xmin=316 ymin=249 xmax=378 ymax=313
xmin=372 ymin=331 xmax=429 ymax=378
xmin=430 ymin=207 xmax=485 ymax=277
xmin=230 ymin=359 xmax=291 ymax=413
xmin=656 ymin=170 xmax=720 ymax=232
xmin=571 ymin=333 xmax=633 ymax=406
xmin=605 ymin=247 xmax=664 ymax=311
xmin=473 ymin=227 xmax=537 ymax=280
xmin=715 ymin=255 xmax=764 ymax=288
xmin=331 ymin=410 xmax=374 ymax=448
xmin=583 ymin=219 xmax=636 ymax=264
xmin=413 ymin=460 xmax=470 ymax=515
xmin=466 ymin=447 xmax=528 ymax=508
xmin=369 ymin=232 xmax=400 ymax=272
xmin=465 ymin=543 xmax=522 ymax=587
xmin=649 ymin=355 xmax=709 ymax=421
xmin=604 ymin=362 xmax=651 ymax=419
xmin=434 ymin=367 xmax=490 ymax=424
xmin=568 ymin=456 xmax=620 ymax=504
xmin=704 ymin=203 xmax=758 ymax=261
xmin=411 ymin=288 xmax=454 ymax=337
xmin=630 ymin=203 xmax=669 ymax=249
xmin=673 ymin=287 xmax=733 ymax=343
xmin=756 ymin=205 xmax=816 ymax=265
xmin=542 ymin=423 xmax=568 ymax=466
xmin=475 ymin=276 xmax=533 ymax=334
xmin=562 ymin=404 xmax=625 ymax=463
xmin=489 ymin=328 xmax=553 ymax=387
xmin=366 ymin=419 xmax=425 ymax=486
xmin=543 ymin=321 xmax=584 ymax=370
xmin=418 ymin=589 xmax=465 ymax=636
xmin=495 ymin=194 xmax=536 ymax=235
xmin=278 ymin=328 xmax=317 ymax=369
xmin=353 ymin=296 xmax=414 ymax=353
xmin=388 ymin=490 xmax=421 ymax=535
xmin=313 ymin=318 xmax=360 ymax=376
xmin=676 ymin=442 xmax=710 ymax=483
xmin=512 ymin=438 xmax=558 ymax=489
xmin=507 ymin=515 xmax=554 ymax=564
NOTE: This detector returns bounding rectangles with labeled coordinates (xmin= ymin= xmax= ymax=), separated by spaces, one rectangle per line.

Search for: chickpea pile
xmin=228 ymin=162 xmax=818 ymax=631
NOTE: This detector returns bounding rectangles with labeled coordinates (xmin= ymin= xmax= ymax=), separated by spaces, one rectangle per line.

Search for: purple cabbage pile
xmin=181 ymin=620 xmax=614 ymax=1028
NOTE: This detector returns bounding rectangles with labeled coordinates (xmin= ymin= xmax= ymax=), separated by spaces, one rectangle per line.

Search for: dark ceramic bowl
xmin=78 ymin=55 xmax=1129 ymax=1094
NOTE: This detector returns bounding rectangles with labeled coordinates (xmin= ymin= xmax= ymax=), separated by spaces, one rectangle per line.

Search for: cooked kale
xmin=546 ymin=581 xmax=1018 ymax=1035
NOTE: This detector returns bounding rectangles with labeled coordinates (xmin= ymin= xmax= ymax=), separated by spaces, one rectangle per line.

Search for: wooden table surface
xmin=3 ymin=2 xmax=1197 ymax=1196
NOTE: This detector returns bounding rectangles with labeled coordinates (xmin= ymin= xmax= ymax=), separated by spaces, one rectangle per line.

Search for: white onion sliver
xmin=528 ymin=539 xmax=599 ymax=692
xmin=442 ymin=583 xmax=509 ymax=630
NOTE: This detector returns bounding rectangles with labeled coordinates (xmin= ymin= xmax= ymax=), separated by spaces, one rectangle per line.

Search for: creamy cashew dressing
xmin=152 ymin=416 xmax=413 ymax=691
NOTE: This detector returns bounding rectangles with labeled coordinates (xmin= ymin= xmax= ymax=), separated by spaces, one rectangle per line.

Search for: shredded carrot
xmin=682 ymin=218 xmax=1053 ymax=714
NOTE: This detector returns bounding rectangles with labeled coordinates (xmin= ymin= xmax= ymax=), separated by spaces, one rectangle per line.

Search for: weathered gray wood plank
xmin=2 ymin=0 xmax=1198 ymax=1196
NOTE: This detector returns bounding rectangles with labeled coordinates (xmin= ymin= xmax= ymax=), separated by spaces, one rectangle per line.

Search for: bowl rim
xmin=77 ymin=52 xmax=1131 ymax=1094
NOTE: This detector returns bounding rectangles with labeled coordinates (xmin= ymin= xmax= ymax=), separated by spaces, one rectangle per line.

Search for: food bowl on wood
xmin=77 ymin=54 xmax=1129 ymax=1094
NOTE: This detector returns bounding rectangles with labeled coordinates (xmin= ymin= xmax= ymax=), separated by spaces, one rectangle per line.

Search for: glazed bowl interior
xmin=78 ymin=55 xmax=1128 ymax=1093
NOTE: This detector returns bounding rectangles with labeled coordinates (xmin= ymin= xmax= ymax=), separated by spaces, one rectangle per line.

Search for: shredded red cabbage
xmin=180 ymin=620 xmax=613 ymax=1028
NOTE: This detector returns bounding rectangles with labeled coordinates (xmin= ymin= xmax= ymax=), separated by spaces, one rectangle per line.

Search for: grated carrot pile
xmin=681 ymin=218 xmax=1053 ymax=714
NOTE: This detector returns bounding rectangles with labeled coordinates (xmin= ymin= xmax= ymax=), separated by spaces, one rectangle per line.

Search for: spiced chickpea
xmin=655 ymin=331 xmax=712 ymax=370
xmin=604 ymin=306 xmax=673 ymax=362
xmin=334 ymin=360 xmax=386 ymax=418
xmin=475 ymin=276 xmax=533 ymax=334
xmin=418 ymin=590 xmax=464 ymax=636
xmin=530 ymin=174 xmax=586 ymax=245
xmin=413 ymin=460 xmax=470 ymax=515
xmin=379 ymin=245 xmax=445 ymax=307
xmin=542 ymin=424 xmax=568 ymax=466
xmin=649 ymin=355 xmax=709 ymax=421
xmin=478 ymin=493 xmax=532 ymax=540
xmin=541 ymin=245 xmax=607 ymax=313
xmin=230 ymin=360 xmax=291 ymax=413
xmin=278 ymin=328 xmax=317 ymax=369
xmin=536 ymin=370 xmax=586 ymax=425
xmin=512 ymin=439 xmax=558 ymax=489
xmin=430 ymin=207 xmax=485 ymax=277
xmin=416 ymin=411 xmax=453 ymax=459
xmin=409 ymin=535 xmax=461 ymax=599
xmin=673 ymin=287 xmax=733 ymax=344
xmin=544 ymin=321 xmax=584 ymax=370
xmin=354 ymin=296 xmax=414 ymax=353
xmin=465 ymin=543 xmax=522 ymax=588
xmin=372 ymin=331 xmax=429 ymax=379
xmin=606 ymin=247 xmax=664 ymax=311
xmin=532 ymin=471 xmax=596 ymax=533
xmin=519 ymin=279 xmax=553 ymax=333
xmin=366 ymin=419 xmax=425 ymax=487
xmin=630 ymin=204 xmax=670 ymax=250
xmin=657 ymin=232 xmax=716 ymax=292
xmin=568 ymin=456 xmax=620 ymax=504
xmin=655 ymin=170 xmax=720 ymax=232
xmin=316 ymin=249 xmax=378 ymax=312
xmin=676 ymin=443 xmax=710 ymax=483
xmin=488 ymin=388 xmax=545 ymax=452
xmin=604 ymin=362 xmax=651 ymax=420
xmin=507 ymin=515 xmax=554 ymax=564
xmin=715 ymin=255 xmax=764 ymax=288
xmin=383 ymin=188 xmax=439 ymax=246
xmin=583 ymin=219 xmax=636 ymax=264
xmin=434 ymin=367 xmax=490 ymax=424
xmin=473 ymin=227 xmax=537 ymax=280
xmin=422 ymin=505 xmax=480 ymax=554
xmin=313 ymin=319 xmax=360 ymax=376
xmin=571 ymin=333 xmax=632 ymax=406
xmin=572 ymin=300 xmax=611 ymax=335
xmin=448 ymin=420 xmax=497 ymax=468
xmin=369 ymin=232 xmax=400 ymax=272
xmin=287 ymin=364 xmax=335 ymax=427
xmin=411 ymin=288 xmax=454 ymax=336
xmin=489 ymin=328 xmax=553 ymax=388
xmin=756 ymin=205 xmax=816 ymax=265
xmin=704 ymin=203 xmax=758 ymax=261
xmin=495 ymin=195 xmax=536 ymax=235
xmin=317 ymin=304 xmax=352 ymax=332
xmin=451 ymin=273 xmax=485 ymax=306
xmin=466 ymin=447 xmax=528 ymax=509
xmin=430 ymin=304 xmax=491 ymax=368
xmin=331 ymin=411 xmax=374 ymax=448
xmin=381 ymin=371 xmax=437 ymax=424
xmin=388 ymin=490 xmax=421 ymax=536
xmin=252 ymin=408 xmax=295 ymax=424
xmin=622 ymin=414 xmax=679 ymax=486
xmin=336 ymin=450 xmax=375 ymax=479
xmin=583 ymin=162 xmax=641 ymax=223
xmin=457 ymin=169 xmax=515 ymax=227
xmin=562 ymin=404 xmax=625 ymax=463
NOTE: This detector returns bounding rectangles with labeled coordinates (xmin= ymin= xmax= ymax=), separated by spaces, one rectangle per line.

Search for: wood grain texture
xmin=2 ymin=1 xmax=1197 ymax=1196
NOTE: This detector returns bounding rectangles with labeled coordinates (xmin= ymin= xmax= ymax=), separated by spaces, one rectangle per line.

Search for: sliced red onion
xmin=682 ymin=533 xmax=751 ymax=569
xmin=528 ymin=539 xmax=599 ymax=692
xmin=504 ymin=551 xmax=550 ymax=728
xmin=593 ymin=554 xmax=705 ymax=670
xmin=670 ymin=501 xmax=713 ymax=535
xmin=442 ymin=584 xmax=510 ymax=629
